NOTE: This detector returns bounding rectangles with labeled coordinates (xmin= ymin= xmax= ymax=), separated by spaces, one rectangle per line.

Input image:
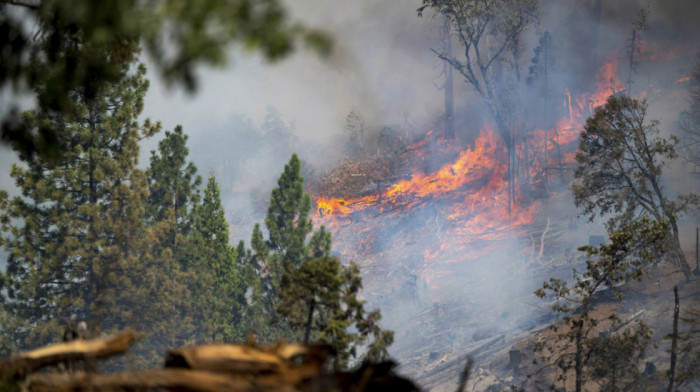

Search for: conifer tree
xmin=180 ymin=174 xmax=245 ymax=343
xmin=244 ymin=153 xmax=393 ymax=367
xmin=147 ymin=125 xmax=202 ymax=267
xmin=0 ymin=65 xmax=187 ymax=366
xmin=244 ymin=154 xmax=317 ymax=341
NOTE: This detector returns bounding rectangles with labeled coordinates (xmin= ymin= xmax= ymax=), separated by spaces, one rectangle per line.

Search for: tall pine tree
xmin=243 ymin=154 xmax=393 ymax=367
xmin=0 ymin=65 xmax=187 ymax=367
xmin=180 ymin=173 xmax=245 ymax=343
xmin=147 ymin=125 xmax=202 ymax=267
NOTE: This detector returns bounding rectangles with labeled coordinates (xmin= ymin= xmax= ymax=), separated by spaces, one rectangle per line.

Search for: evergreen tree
xmin=244 ymin=153 xmax=317 ymax=341
xmin=244 ymin=153 xmax=393 ymax=368
xmin=0 ymin=65 xmax=186 ymax=366
xmin=279 ymin=258 xmax=394 ymax=370
xmin=180 ymin=174 xmax=245 ymax=343
xmin=263 ymin=153 xmax=315 ymax=279
xmin=147 ymin=125 xmax=202 ymax=267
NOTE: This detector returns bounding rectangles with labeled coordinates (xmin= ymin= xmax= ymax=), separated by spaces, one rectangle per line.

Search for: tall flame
xmin=311 ymin=54 xmax=656 ymax=295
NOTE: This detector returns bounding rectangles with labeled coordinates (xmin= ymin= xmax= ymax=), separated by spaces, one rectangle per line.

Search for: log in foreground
xmin=166 ymin=343 xmax=329 ymax=382
xmin=0 ymin=330 xmax=141 ymax=376
xmin=25 ymin=362 xmax=419 ymax=392
xmin=3 ymin=329 xmax=418 ymax=391
xmin=25 ymin=369 xmax=289 ymax=392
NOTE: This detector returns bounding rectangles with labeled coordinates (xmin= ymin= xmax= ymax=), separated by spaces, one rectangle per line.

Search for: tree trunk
xmin=575 ymin=319 xmax=583 ymax=392
xmin=668 ymin=285 xmax=679 ymax=392
xmin=543 ymin=38 xmax=549 ymax=188
xmin=443 ymin=16 xmax=455 ymax=140
xmin=669 ymin=220 xmax=692 ymax=280
xmin=304 ymin=300 xmax=316 ymax=344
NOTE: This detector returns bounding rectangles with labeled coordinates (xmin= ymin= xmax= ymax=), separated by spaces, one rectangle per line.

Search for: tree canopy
xmin=574 ymin=95 xmax=698 ymax=278
xmin=535 ymin=217 xmax=667 ymax=392
xmin=0 ymin=64 xmax=187 ymax=367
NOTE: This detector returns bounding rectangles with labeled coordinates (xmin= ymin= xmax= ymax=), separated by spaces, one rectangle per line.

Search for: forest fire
xmin=314 ymin=57 xmax=626 ymax=254
xmin=308 ymin=55 xmax=650 ymax=301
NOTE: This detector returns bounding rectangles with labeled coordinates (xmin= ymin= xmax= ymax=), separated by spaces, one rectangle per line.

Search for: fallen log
xmin=25 ymin=362 xmax=418 ymax=392
xmin=0 ymin=330 xmax=141 ymax=377
xmin=25 ymin=369 xmax=290 ymax=392
xmin=165 ymin=343 xmax=328 ymax=383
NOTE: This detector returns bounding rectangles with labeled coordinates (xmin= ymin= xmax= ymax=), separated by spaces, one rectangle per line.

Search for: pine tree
xmin=243 ymin=153 xmax=393 ymax=367
xmin=147 ymin=125 xmax=202 ymax=268
xmin=0 ymin=65 xmax=186 ymax=367
xmin=180 ymin=174 xmax=245 ymax=343
xmin=527 ymin=31 xmax=555 ymax=186
xmin=263 ymin=153 xmax=314 ymax=281
xmin=244 ymin=154 xmax=316 ymax=341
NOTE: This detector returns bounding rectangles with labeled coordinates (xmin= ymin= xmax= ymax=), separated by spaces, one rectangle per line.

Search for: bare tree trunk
xmin=543 ymin=39 xmax=549 ymax=188
xmin=575 ymin=319 xmax=583 ymax=392
xmin=304 ymin=300 xmax=316 ymax=344
xmin=443 ymin=16 xmax=455 ymax=140
xmin=669 ymin=220 xmax=692 ymax=280
xmin=668 ymin=285 xmax=679 ymax=392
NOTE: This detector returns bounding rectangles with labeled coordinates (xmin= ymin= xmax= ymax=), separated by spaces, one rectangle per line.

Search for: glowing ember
xmin=675 ymin=76 xmax=690 ymax=85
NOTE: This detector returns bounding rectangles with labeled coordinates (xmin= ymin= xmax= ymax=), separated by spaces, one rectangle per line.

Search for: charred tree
xmin=528 ymin=31 xmax=554 ymax=188
xmin=625 ymin=8 xmax=648 ymax=95
xmin=418 ymin=0 xmax=538 ymax=214
xmin=667 ymin=286 xmax=679 ymax=392
xmin=441 ymin=15 xmax=455 ymax=140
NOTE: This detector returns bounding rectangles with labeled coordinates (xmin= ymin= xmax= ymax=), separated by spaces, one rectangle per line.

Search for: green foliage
xmin=534 ymin=217 xmax=667 ymax=391
xmin=587 ymin=324 xmax=652 ymax=392
xmin=574 ymin=95 xmax=698 ymax=278
xmin=242 ymin=154 xmax=393 ymax=368
xmin=264 ymin=153 xmax=314 ymax=268
xmin=180 ymin=174 xmax=245 ymax=343
xmin=278 ymin=258 xmax=394 ymax=370
xmin=0 ymin=0 xmax=331 ymax=161
xmin=147 ymin=125 xmax=202 ymax=268
xmin=0 ymin=64 xmax=186 ymax=367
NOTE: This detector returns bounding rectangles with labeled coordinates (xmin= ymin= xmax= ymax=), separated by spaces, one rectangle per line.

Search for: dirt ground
xmin=407 ymin=260 xmax=700 ymax=392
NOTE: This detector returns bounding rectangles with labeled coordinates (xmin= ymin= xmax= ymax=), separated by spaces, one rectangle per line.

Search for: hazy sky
xmin=140 ymin=0 xmax=444 ymax=160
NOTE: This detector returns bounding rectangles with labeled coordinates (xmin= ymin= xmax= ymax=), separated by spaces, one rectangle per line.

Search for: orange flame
xmin=313 ymin=54 xmax=634 ymax=294
xmin=317 ymin=128 xmax=505 ymax=218
xmin=675 ymin=76 xmax=690 ymax=85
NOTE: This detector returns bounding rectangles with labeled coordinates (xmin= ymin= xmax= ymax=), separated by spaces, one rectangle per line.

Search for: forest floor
xmin=400 ymin=260 xmax=699 ymax=392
